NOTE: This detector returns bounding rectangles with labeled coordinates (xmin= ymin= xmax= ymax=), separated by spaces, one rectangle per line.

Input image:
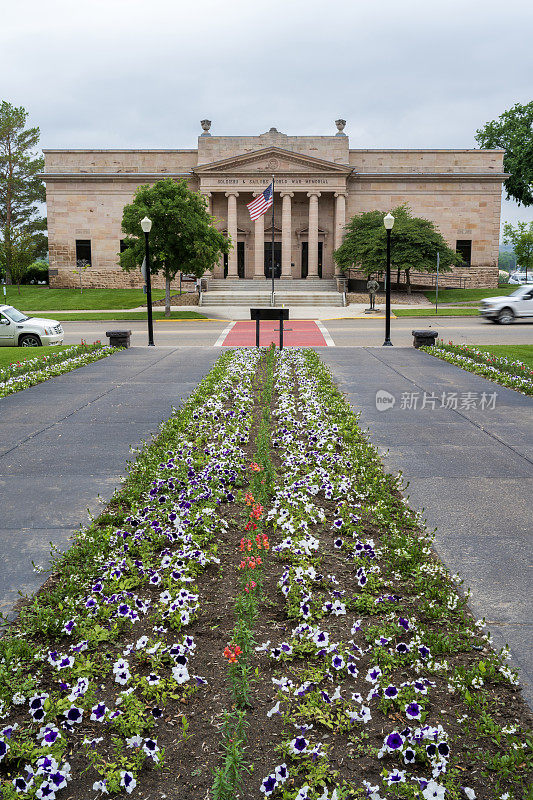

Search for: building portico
xmin=194 ymin=144 xmax=352 ymax=281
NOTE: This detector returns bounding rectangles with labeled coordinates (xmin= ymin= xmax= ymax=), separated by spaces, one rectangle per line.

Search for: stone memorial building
xmin=42 ymin=121 xmax=506 ymax=292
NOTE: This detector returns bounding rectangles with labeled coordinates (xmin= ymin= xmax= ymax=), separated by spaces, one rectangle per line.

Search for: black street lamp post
xmin=383 ymin=212 xmax=395 ymax=346
xmin=141 ymin=216 xmax=155 ymax=347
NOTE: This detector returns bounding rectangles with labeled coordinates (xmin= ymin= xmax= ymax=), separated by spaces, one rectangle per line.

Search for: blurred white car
xmin=0 ymin=304 xmax=64 ymax=346
xmin=509 ymin=270 xmax=530 ymax=285
xmin=479 ymin=285 xmax=533 ymax=324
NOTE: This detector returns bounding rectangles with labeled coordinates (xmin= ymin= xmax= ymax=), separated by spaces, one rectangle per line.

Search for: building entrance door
xmin=301 ymin=242 xmax=323 ymax=278
xmin=223 ymin=242 xmax=245 ymax=278
xmin=237 ymin=242 xmax=245 ymax=279
xmin=264 ymin=242 xmax=281 ymax=279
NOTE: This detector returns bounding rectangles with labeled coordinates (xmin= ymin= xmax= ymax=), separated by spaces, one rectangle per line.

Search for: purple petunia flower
xmin=289 ymin=736 xmax=309 ymax=754
xmin=90 ymin=703 xmax=108 ymax=722
xmin=386 ymin=769 xmax=406 ymax=784
xmin=64 ymin=706 xmax=83 ymax=724
xmin=332 ymin=654 xmax=345 ymax=670
xmin=438 ymin=741 xmax=450 ymax=758
xmin=49 ymin=771 xmax=68 ymax=790
xmin=12 ymin=775 xmax=31 ymax=792
xmin=35 ymin=781 xmax=55 ymax=798
xmin=385 ymin=731 xmax=404 ymax=751
xmin=260 ymin=774 xmax=277 ymax=795
xmin=405 ymin=702 xmax=422 ymax=720
xmin=365 ymin=665 xmax=382 ymax=683
xmin=119 ymin=771 xmax=137 ymax=794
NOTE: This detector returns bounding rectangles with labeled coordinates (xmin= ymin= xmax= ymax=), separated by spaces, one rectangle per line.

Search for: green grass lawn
xmin=48 ymin=310 xmax=208 ymax=321
xmin=394 ymin=307 xmax=480 ymax=317
xmin=1 ymin=286 xmax=166 ymax=311
xmin=475 ymin=345 xmax=533 ymax=369
xmin=424 ymin=286 xmax=517 ymax=304
xmin=0 ymin=345 xmax=76 ymax=371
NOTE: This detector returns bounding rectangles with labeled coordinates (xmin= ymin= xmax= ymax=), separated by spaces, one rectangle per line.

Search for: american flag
xmin=246 ymin=183 xmax=273 ymax=221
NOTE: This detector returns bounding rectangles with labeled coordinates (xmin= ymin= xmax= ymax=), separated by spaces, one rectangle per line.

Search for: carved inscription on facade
xmin=214 ymin=177 xmax=332 ymax=186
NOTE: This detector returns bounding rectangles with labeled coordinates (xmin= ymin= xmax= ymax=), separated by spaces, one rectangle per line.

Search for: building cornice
xmin=38 ymin=170 xmax=509 ymax=183
xmin=348 ymin=148 xmax=506 ymax=154
xmin=38 ymin=172 xmax=194 ymax=182
xmin=351 ymin=172 xmax=509 ymax=181
xmin=42 ymin=149 xmax=197 ymax=154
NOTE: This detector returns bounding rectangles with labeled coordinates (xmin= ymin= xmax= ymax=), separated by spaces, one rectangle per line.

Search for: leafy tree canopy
xmin=333 ymin=204 xmax=460 ymax=278
xmin=120 ymin=178 xmax=229 ymax=278
xmin=475 ymin=101 xmax=533 ymax=207
xmin=502 ymin=220 xmax=533 ymax=276
xmin=498 ymin=249 xmax=516 ymax=272
xmin=0 ymin=228 xmax=36 ymax=293
xmin=0 ymin=101 xmax=46 ymax=280
xmin=120 ymin=178 xmax=229 ymax=315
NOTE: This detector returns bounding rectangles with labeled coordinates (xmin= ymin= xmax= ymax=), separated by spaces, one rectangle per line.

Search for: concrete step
xmin=207 ymin=279 xmax=338 ymax=292
xmin=200 ymin=291 xmax=343 ymax=307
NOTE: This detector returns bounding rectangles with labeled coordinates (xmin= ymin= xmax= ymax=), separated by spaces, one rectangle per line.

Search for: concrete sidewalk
xmin=319 ymin=347 xmax=533 ymax=708
xmin=0 ymin=347 xmax=218 ymax=617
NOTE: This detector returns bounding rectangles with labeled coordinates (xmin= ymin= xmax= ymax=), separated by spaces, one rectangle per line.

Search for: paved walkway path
xmin=0 ymin=347 xmax=218 ymax=618
xmin=219 ymin=320 xmax=329 ymax=347
xmin=319 ymin=347 xmax=533 ymax=707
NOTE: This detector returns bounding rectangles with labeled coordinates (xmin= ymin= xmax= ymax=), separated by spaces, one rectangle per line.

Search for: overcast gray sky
xmin=2 ymin=0 xmax=532 ymax=236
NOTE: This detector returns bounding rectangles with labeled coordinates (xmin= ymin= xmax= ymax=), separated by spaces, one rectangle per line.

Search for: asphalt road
xmin=59 ymin=316 xmax=533 ymax=348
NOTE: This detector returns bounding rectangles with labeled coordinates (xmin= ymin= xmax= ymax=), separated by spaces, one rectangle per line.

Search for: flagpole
xmin=271 ymin=173 xmax=275 ymax=303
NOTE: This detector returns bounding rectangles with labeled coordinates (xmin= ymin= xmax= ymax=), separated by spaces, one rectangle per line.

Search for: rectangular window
xmin=120 ymin=239 xmax=127 ymax=253
xmin=456 ymin=240 xmax=472 ymax=265
xmin=75 ymin=239 xmax=92 ymax=266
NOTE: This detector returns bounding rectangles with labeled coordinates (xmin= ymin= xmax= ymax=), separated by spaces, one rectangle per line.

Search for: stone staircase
xmin=200 ymin=278 xmax=344 ymax=307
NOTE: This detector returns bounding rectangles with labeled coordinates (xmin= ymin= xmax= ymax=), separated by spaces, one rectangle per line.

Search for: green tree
xmin=475 ymin=102 xmax=533 ymax=207
xmin=498 ymin=249 xmax=516 ymax=273
xmin=333 ymin=205 xmax=460 ymax=293
xmin=0 ymin=229 xmax=36 ymax=293
xmin=502 ymin=221 xmax=533 ymax=281
xmin=120 ymin=178 xmax=229 ymax=316
xmin=0 ymin=101 xmax=46 ymax=283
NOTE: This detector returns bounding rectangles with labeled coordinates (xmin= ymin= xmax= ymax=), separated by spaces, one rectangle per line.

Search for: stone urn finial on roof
xmin=200 ymin=119 xmax=211 ymax=136
xmin=335 ymin=119 xmax=347 ymax=136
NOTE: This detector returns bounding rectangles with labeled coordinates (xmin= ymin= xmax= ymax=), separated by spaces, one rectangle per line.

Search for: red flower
xmin=223 ymin=644 xmax=242 ymax=663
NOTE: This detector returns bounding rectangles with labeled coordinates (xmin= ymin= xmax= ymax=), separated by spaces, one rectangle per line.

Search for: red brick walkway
xmin=221 ymin=320 xmax=327 ymax=347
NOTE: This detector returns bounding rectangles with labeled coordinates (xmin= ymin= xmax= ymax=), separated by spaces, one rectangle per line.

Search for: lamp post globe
xmin=141 ymin=216 xmax=155 ymax=346
xmin=383 ymin=212 xmax=394 ymax=347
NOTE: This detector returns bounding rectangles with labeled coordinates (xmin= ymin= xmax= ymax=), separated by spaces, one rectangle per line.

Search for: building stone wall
xmin=42 ymin=127 xmax=506 ymax=291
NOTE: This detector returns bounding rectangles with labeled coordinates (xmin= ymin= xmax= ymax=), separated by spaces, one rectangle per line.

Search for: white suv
xmin=0 ymin=304 xmax=64 ymax=346
xmin=479 ymin=286 xmax=533 ymax=324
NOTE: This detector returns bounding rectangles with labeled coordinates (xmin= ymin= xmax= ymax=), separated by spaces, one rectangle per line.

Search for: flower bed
xmin=421 ymin=341 xmax=533 ymax=396
xmin=0 ymin=343 xmax=120 ymax=398
xmin=0 ymin=348 xmax=531 ymax=800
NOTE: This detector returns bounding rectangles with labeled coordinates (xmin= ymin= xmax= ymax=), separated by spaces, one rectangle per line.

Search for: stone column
xmin=334 ymin=192 xmax=347 ymax=276
xmin=280 ymin=192 xmax=294 ymax=279
xmin=201 ymin=192 xmax=214 ymax=277
xmin=201 ymin=191 xmax=212 ymax=214
xmin=307 ymin=191 xmax=321 ymax=278
xmin=225 ymin=191 xmax=239 ymax=278
xmin=252 ymin=193 xmax=265 ymax=279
